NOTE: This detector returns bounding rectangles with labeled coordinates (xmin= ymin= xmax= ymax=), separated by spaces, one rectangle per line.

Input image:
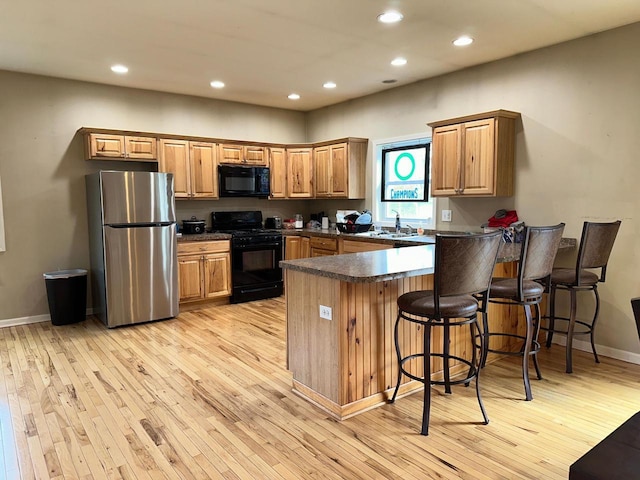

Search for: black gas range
xmin=211 ymin=211 xmax=283 ymax=304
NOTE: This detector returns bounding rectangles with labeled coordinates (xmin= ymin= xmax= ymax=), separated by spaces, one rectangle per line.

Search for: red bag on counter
xmin=488 ymin=209 xmax=518 ymax=228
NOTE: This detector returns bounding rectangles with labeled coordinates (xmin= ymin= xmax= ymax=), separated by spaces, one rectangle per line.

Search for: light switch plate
xmin=442 ymin=210 xmax=452 ymax=222
xmin=319 ymin=305 xmax=332 ymax=320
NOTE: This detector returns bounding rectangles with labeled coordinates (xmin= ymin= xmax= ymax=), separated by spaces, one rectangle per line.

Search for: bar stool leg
xmin=591 ymin=287 xmax=601 ymax=364
xmin=421 ymin=324 xmax=432 ymax=435
xmin=390 ymin=313 xmax=403 ymax=402
xmin=532 ymin=303 xmax=543 ymax=380
xmin=474 ymin=317 xmax=489 ymax=425
xmin=443 ymin=318 xmax=451 ymax=394
xmin=465 ymin=322 xmax=477 ymax=386
xmin=480 ymin=309 xmax=490 ymax=369
xmin=546 ymin=285 xmax=557 ymax=348
xmin=522 ymin=304 xmax=534 ymax=401
xmin=566 ymin=289 xmax=577 ymax=374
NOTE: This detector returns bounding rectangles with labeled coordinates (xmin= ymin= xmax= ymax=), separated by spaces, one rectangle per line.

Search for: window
xmin=373 ymin=135 xmax=434 ymax=229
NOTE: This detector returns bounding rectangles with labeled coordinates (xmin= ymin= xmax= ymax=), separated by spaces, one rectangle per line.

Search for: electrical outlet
xmin=442 ymin=210 xmax=452 ymax=222
xmin=319 ymin=305 xmax=332 ymax=320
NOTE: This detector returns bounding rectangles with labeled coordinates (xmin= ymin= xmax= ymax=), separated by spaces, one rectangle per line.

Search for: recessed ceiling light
xmin=210 ymin=80 xmax=225 ymax=89
xmin=110 ymin=64 xmax=128 ymax=74
xmin=377 ymin=11 xmax=403 ymax=23
xmin=288 ymin=93 xmax=300 ymax=100
xmin=323 ymin=81 xmax=337 ymax=89
xmin=382 ymin=79 xmax=397 ymax=84
xmin=453 ymin=36 xmax=474 ymax=47
xmin=391 ymin=57 xmax=407 ymax=66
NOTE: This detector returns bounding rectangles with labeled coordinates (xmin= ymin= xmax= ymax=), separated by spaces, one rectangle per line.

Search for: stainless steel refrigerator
xmin=86 ymin=171 xmax=179 ymax=327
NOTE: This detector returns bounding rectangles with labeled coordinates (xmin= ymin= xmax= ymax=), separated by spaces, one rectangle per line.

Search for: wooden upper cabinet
xmin=80 ymin=128 xmax=369 ymax=202
xmin=287 ymin=148 xmax=313 ymax=198
xmin=431 ymin=125 xmax=462 ymax=197
xmin=313 ymin=146 xmax=331 ymax=196
xmin=313 ymin=138 xmax=367 ymax=199
xmin=218 ymin=144 xmax=267 ymax=166
xmin=158 ymin=139 xmax=217 ymax=199
xmin=86 ymin=133 xmax=157 ymax=161
xmin=189 ymin=142 xmax=218 ymax=199
xmin=159 ymin=139 xmax=191 ymax=198
xmin=428 ymin=110 xmax=519 ymax=197
xmin=269 ymin=147 xmax=287 ymax=198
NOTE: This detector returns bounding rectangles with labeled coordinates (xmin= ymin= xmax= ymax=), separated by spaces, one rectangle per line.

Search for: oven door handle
xmin=234 ymin=242 xmax=282 ymax=249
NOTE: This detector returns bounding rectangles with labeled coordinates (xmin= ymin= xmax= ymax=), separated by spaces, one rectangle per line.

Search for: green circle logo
xmin=394 ymin=152 xmax=415 ymax=181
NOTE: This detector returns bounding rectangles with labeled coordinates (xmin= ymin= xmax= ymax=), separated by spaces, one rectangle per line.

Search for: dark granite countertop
xmin=177 ymin=232 xmax=231 ymax=242
xmin=280 ymin=237 xmax=576 ymax=283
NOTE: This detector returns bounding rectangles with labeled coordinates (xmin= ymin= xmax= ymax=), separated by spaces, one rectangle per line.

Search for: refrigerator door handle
xmin=106 ymin=222 xmax=176 ymax=228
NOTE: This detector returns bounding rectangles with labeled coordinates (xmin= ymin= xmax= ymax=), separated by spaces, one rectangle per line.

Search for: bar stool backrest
xmin=576 ymin=221 xmax=621 ymax=284
xmin=518 ymin=223 xmax=565 ymax=300
xmin=434 ymin=231 xmax=502 ymax=310
xmin=630 ymin=297 xmax=640 ymax=342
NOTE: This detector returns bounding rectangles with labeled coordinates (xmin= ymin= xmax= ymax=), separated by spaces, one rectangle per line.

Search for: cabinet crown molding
xmin=427 ymin=109 xmax=521 ymax=129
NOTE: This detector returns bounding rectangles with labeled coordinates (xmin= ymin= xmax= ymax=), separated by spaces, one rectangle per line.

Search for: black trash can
xmin=43 ymin=269 xmax=87 ymax=326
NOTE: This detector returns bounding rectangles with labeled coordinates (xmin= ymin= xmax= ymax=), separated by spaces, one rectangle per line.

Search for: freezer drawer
xmin=103 ymin=224 xmax=178 ymax=327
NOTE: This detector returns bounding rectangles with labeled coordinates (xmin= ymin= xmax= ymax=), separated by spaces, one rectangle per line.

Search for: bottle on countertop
xmin=393 ymin=210 xmax=401 ymax=233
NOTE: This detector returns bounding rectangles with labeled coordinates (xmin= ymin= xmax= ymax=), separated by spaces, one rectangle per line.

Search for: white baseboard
xmin=551 ymin=336 xmax=640 ymax=365
xmin=0 ymin=308 xmax=95 ymax=329
xmin=0 ymin=314 xmax=51 ymax=328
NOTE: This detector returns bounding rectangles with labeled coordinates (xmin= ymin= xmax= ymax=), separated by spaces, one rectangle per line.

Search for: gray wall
xmin=307 ymin=22 xmax=640 ymax=357
xmin=0 ymin=73 xmax=305 ymax=321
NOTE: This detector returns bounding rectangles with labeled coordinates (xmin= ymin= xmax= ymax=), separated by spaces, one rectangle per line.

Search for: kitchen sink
xmin=354 ymin=231 xmax=420 ymax=239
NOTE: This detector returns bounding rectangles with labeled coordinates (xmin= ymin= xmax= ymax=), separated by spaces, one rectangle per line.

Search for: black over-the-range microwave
xmin=218 ymin=165 xmax=270 ymax=198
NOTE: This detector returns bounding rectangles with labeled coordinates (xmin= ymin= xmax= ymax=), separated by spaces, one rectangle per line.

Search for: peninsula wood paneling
xmin=287 ymin=261 xmax=532 ymax=419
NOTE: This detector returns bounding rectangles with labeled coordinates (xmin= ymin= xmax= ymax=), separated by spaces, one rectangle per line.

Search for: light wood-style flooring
xmin=1 ymin=297 xmax=639 ymax=479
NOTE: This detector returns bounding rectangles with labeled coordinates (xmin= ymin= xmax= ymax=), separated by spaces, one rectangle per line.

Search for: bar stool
xmin=483 ymin=224 xmax=565 ymax=400
xmin=389 ymin=231 xmax=502 ymax=435
xmin=543 ymin=220 xmax=621 ymax=373
xmin=631 ymin=298 xmax=640 ymax=342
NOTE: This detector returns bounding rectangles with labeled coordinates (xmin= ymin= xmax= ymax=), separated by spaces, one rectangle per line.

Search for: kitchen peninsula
xmin=281 ymin=239 xmax=575 ymax=420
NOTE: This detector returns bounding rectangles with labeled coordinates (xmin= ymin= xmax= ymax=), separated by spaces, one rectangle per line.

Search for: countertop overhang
xmin=280 ymin=238 xmax=576 ymax=283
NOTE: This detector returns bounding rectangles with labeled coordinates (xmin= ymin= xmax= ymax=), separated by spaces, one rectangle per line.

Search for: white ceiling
xmin=2 ymin=0 xmax=640 ymax=112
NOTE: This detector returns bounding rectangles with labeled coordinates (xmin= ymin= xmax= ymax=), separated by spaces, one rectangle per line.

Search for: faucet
xmin=405 ymin=224 xmax=414 ymax=235
xmin=392 ymin=210 xmax=401 ymax=233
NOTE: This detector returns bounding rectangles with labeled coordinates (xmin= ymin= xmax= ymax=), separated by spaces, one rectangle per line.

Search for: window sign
xmin=381 ymin=144 xmax=430 ymax=202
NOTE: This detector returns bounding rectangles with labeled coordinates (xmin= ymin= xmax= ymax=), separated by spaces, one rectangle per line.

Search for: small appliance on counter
xmin=264 ymin=216 xmax=282 ymax=229
xmin=181 ymin=216 xmax=206 ymax=234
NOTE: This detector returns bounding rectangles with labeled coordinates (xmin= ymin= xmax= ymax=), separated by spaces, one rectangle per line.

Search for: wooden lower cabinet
xmin=177 ymin=241 xmax=231 ymax=303
xmin=284 ymin=236 xmax=310 ymax=260
xmin=340 ymin=239 xmax=392 ymax=254
xmin=177 ymin=255 xmax=204 ymax=302
xmin=310 ymin=237 xmax=337 ymax=257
